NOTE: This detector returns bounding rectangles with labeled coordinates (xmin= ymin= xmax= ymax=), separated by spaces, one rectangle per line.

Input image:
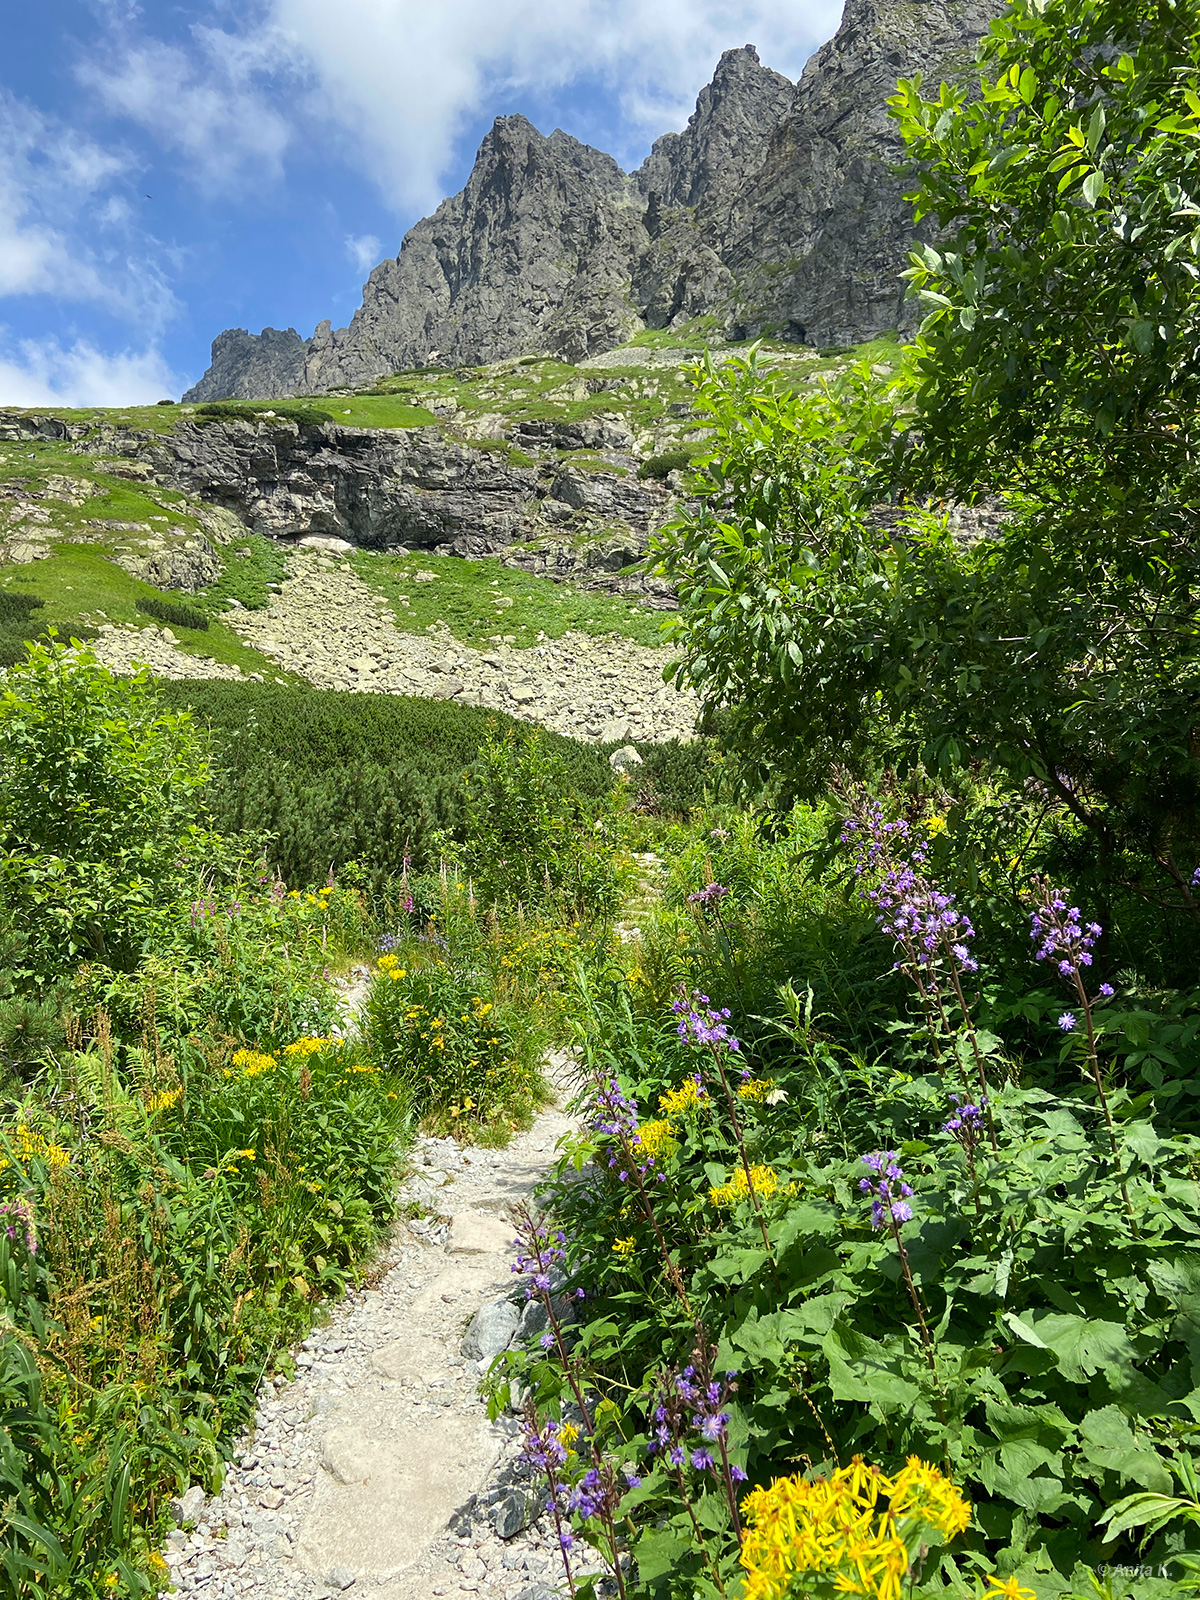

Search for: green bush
xmin=153 ymin=681 xmax=616 ymax=889
xmin=0 ymin=646 xmax=221 ymax=981
xmin=637 ymin=449 xmax=694 ymax=481
xmin=457 ymin=727 xmax=625 ymax=917
xmin=0 ymin=593 xmax=45 ymax=626
xmin=136 ymin=596 xmax=210 ymax=632
xmin=365 ymin=950 xmax=541 ymax=1134
xmin=193 ymin=401 xmax=334 ymax=429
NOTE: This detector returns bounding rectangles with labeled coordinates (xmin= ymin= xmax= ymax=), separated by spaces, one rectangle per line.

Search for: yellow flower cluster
xmin=634 ymin=1119 xmax=678 ymax=1161
xmin=377 ymin=954 xmax=408 ymax=981
xmin=659 ymin=1077 xmax=706 ymax=1117
xmin=709 ymin=1164 xmax=779 ymax=1208
xmin=230 ymin=1048 xmax=277 ymax=1078
xmin=612 ymin=1237 xmax=636 ymax=1258
xmin=737 ymin=1078 xmax=773 ymax=1102
xmin=145 ymin=1087 xmax=183 ymax=1113
xmin=740 ymin=1456 xmax=971 ymax=1600
xmin=282 ymin=1036 xmax=339 ymax=1057
xmin=925 ymin=814 xmax=948 ymax=837
xmin=2 ymin=1125 xmax=71 ymax=1169
xmin=982 ymin=1579 xmax=1035 ymax=1600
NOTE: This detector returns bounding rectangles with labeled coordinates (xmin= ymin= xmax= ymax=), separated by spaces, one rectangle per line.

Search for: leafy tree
xmin=657 ymin=0 xmax=1200 ymax=925
xmin=0 ymin=643 xmax=219 ymax=980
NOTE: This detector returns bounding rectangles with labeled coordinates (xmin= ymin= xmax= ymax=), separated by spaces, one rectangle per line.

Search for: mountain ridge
xmin=186 ymin=0 xmax=999 ymax=403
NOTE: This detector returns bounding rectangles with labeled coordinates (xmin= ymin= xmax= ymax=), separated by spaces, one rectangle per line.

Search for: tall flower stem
xmin=887 ymin=1208 xmax=938 ymax=1381
xmin=707 ymin=1045 xmax=775 ymax=1268
xmin=942 ymin=957 xmax=999 ymax=1153
xmin=621 ymin=1134 xmax=693 ymax=1315
xmin=512 ymin=1204 xmax=595 ymax=1437
xmin=669 ymin=1464 xmax=725 ymax=1596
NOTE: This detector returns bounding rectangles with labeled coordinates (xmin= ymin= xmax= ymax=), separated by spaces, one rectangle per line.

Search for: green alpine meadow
xmin=3 ymin=2 xmax=1200 ymax=1598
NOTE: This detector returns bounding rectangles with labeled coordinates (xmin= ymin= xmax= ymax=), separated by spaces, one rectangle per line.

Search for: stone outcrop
xmin=79 ymin=413 xmax=676 ymax=603
xmin=186 ymin=0 xmax=1000 ymax=400
xmin=720 ymin=0 xmax=1003 ymax=344
xmin=184 ymin=327 xmax=307 ymax=404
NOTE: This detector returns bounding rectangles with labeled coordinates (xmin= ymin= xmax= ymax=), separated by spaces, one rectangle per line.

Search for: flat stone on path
xmin=447 ymin=1211 xmax=514 ymax=1256
xmin=298 ymin=1414 xmax=501 ymax=1579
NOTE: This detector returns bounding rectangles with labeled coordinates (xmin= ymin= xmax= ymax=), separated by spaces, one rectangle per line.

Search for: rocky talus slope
xmin=187 ymin=0 xmax=1001 ymax=400
xmin=200 ymin=547 xmax=698 ymax=743
xmin=163 ymin=1056 xmax=586 ymax=1600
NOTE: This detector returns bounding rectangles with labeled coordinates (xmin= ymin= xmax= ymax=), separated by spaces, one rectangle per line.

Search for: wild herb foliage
xmin=496 ymin=798 xmax=1200 ymax=1599
xmin=0 ymin=647 xmax=221 ymax=980
xmin=0 ymin=654 xmax=419 ymax=1596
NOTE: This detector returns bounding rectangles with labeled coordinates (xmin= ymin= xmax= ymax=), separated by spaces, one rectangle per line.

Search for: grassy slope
xmin=0 ymin=328 xmax=901 ymax=673
xmin=0 ymin=439 xmax=297 ymax=679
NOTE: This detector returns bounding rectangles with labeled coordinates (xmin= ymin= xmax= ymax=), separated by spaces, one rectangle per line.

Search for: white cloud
xmin=266 ymin=0 xmax=842 ymax=210
xmin=0 ymin=91 xmax=177 ymax=330
xmin=83 ymin=1 xmax=840 ymax=212
xmin=78 ymin=26 xmax=293 ymax=193
xmin=346 ymin=233 xmax=382 ymax=274
xmin=0 ymin=333 xmax=181 ymax=407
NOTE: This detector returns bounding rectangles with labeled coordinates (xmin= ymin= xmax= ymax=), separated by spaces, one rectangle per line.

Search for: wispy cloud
xmin=0 ymin=91 xmax=176 ymax=329
xmin=81 ymin=1 xmax=838 ymax=212
xmin=78 ymin=26 xmax=294 ymax=195
xmin=0 ymin=332 xmax=181 ymax=406
xmin=345 ymin=233 xmax=382 ymax=274
xmin=267 ymin=0 xmax=840 ymax=210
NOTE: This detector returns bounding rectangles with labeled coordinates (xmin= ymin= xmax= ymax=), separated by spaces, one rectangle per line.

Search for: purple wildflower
xmin=691 ymin=1448 xmax=715 ymax=1473
xmin=688 ymin=882 xmax=730 ymax=906
xmin=841 ymin=800 xmax=978 ymax=976
xmin=1058 ymin=1012 xmax=1077 ymax=1032
xmin=859 ymin=1151 xmax=915 ymax=1229
xmin=0 ymin=1196 xmax=36 ymax=1254
xmin=672 ymin=990 xmax=740 ymax=1053
xmin=1098 ymin=983 xmax=1115 ymax=999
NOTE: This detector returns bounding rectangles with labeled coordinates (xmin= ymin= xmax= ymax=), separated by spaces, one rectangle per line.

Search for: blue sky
xmin=0 ymin=0 xmax=841 ymax=405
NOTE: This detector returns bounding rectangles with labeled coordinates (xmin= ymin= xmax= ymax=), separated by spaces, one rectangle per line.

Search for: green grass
xmin=348 ymin=549 xmax=668 ymax=649
xmin=305 ymin=395 xmax=438 ymax=429
xmin=0 ymin=404 xmax=183 ymax=435
xmin=198 ymin=532 xmax=287 ymax=614
xmin=0 ymin=546 xmax=298 ymax=681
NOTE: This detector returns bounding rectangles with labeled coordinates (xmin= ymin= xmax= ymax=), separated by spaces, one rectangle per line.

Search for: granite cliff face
xmin=186 ymin=0 xmax=998 ymax=401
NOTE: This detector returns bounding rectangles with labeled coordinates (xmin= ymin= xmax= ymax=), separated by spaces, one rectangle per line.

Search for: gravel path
xmin=163 ymin=1056 xmax=583 ymax=1600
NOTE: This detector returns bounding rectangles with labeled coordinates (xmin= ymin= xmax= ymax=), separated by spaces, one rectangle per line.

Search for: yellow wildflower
xmin=737 ymin=1078 xmax=773 ymax=1102
xmin=237 ymin=1148 xmax=256 ymax=1161
xmin=981 ymin=1580 xmax=1035 ymax=1600
xmin=925 ymin=815 xmax=948 ymax=837
xmin=282 ymin=1036 xmax=335 ymax=1058
xmin=232 ymin=1048 xmax=277 ymax=1077
xmin=559 ymin=1421 xmax=579 ymax=1451
xmin=145 ymin=1087 xmax=183 ymax=1113
xmin=612 ymin=1237 xmax=635 ymax=1258
xmin=709 ymin=1164 xmax=779 ymax=1208
xmin=634 ymin=1120 xmax=677 ymax=1161
xmin=739 ymin=1456 xmax=970 ymax=1600
xmin=9 ymin=1126 xmax=71 ymax=1168
xmin=659 ymin=1077 xmax=706 ymax=1117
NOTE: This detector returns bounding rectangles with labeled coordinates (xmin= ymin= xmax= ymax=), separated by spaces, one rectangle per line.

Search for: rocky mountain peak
xmin=635 ymin=43 xmax=794 ymax=220
xmin=186 ymin=0 xmax=1001 ymax=402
